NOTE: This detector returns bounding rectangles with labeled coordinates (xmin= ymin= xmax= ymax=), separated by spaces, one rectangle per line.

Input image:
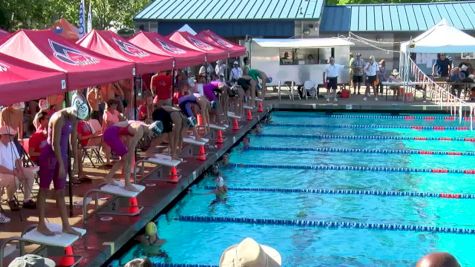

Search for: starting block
xmin=209 ymin=124 xmax=227 ymax=144
xmin=183 ymin=136 xmax=209 ymax=160
xmin=22 ymin=223 xmax=86 ymax=248
xmin=255 ymin=97 xmax=263 ymax=102
xmin=209 ymin=124 xmax=227 ymax=131
xmin=134 ymin=154 xmax=182 ymax=184
xmin=82 ymin=181 xmax=145 ymax=223
xmin=243 ymin=105 xmax=254 ymax=110
xmin=227 ymin=112 xmax=241 ymax=119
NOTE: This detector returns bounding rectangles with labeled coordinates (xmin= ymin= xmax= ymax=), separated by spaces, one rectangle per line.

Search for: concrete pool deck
xmin=0 ymin=94 xmax=470 ymax=267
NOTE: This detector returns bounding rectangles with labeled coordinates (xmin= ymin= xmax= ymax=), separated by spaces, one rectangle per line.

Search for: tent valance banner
xmin=169 ymin=31 xmax=227 ymax=62
xmin=0 ymin=30 xmax=134 ymax=90
xmin=77 ymin=30 xmax=174 ymax=74
xmin=197 ymin=30 xmax=245 ymax=58
xmin=128 ymin=31 xmax=205 ymax=68
xmin=401 ymin=19 xmax=475 ymax=53
xmin=0 ymin=53 xmax=67 ymax=106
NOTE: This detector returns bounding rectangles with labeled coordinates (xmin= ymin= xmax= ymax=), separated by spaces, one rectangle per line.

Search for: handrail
xmin=0 ymin=237 xmax=25 ymax=267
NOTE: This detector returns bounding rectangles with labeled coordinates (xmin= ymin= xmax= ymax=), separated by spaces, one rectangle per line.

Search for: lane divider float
xmin=268 ymin=123 xmax=469 ymax=131
xmin=247 ymin=146 xmax=473 ymax=156
xmin=256 ymin=133 xmax=475 ymax=142
xmin=177 ymin=216 xmax=475 ymax=235
xmin=272 ymin=113 xmax=470 ymax=121
xmin=229 ymin=163 xmax=475 ymax=175
xmin=203 ymin=186 xmax=467 ymax=199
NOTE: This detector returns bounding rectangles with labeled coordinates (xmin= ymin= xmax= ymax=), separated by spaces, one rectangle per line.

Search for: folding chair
xmin=303 ymin=80 xmax=318 ymax=100
xmin=81 ymin=119 xmax=105 ymax=168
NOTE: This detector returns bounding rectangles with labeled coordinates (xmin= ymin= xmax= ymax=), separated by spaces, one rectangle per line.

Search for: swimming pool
xmin=117 ymin=111 xmax=475 ymax=266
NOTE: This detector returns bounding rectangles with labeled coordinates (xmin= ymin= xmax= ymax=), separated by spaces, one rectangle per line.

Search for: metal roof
xmin=320 ymin=1 xmax=475 ymax=32
xmin=135 ymin=0 xmax=325 ymax=21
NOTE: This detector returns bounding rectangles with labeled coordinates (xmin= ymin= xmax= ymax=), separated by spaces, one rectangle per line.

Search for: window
xmin=279 ymin=48 xmax=321 ymax=65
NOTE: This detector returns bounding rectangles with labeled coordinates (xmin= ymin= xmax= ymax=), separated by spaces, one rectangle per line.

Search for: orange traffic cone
xmin=257 ymin=102 xmax=264 ymax=113
xmin=232 ymin=118 xmax=240 ymax=131
xmin=197 ymin=145 xmax=206 ymax=161
xmin=216 ymin=129 xmax=224 ymax=144
xmin=59 ymin=246 xmax=75 ymax=266
xmin=169 ymin=166 xmax=179 ymax=182
xmin=197 ymin=114 xmax=203 ymax=126
xmin=246 ymin=110 xmax=253 ymax=121
xmin=128 ymin=197 xmax=140 ymax=214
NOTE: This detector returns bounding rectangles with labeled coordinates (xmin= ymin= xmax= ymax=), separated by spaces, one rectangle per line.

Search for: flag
xmin=87 ymin=0 xmax=92 ymax=33
xmin=78 ymin=0 xmax=86 ymax=37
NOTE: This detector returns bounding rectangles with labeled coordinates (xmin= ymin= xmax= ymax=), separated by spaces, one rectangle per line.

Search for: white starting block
xmin=255 ymin=97 xmax=264 ymax=102
xmin=243 ymin=105 xmax=254 ymax=110
xmin=82 ymin=181 xmax=145 ymax=223
xmin=22 ymin=223 xmax=86 ymax=247
xmin=134 ymin=154 xmax=182 ymax=184
xmin=227 ymin=112 xmax=241 ymax=119
xmin=183 ymin=136 xmax=209 ymax=146
xmin=182 ymin=136 xmax=209 ymax=159
xmin=209 ymin=124 xmax=227 ymax=131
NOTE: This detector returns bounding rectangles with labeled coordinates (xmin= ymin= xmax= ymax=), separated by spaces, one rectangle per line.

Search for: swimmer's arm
xmin=123 ymin=128 xmax=141 ymax=181
xmin=51 ymin=115 xmax=65 ymax=168
xmin=70 ymin=120 xmax=79 ymax=173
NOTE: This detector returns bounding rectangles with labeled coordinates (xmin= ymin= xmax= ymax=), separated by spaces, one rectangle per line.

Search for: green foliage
xmin=0 ymin=0 xmax=149 ymax=31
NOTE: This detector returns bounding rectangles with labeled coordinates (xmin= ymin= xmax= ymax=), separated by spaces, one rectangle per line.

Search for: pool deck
xmin=0 ymin=95 xmax=465 ymax=267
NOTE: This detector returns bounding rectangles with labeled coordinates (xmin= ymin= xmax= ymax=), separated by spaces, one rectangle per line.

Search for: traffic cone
xmin=169 ymin=166 xmax=179 ymax=182
xmin=257 ymin=102 xmax=264 ymax=113
xmin=128 ymin=197 xmax=140 ymax=214
xmin=216 ymin=130 xmax=224 ymax=144
xmin=59 ymin=246 xmax=75 ymax=266
xmin=246 ymin=110 xmax=253 ymax=121
xmin=232 ymin=118 xmax=239 ymax=131
xmin=197 ymin=114 xmax=203 ymax=126
xmin=197 ymin=145 xmax=206 ymax=161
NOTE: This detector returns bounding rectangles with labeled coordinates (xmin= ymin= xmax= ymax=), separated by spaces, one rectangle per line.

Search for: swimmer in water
xmin=137 ymin=222 xmax=170 ymax=261
xmin=242 ymin=136 xmax=250 ymax=150
xmin=209 ymin=173 xmax=228 ymax=208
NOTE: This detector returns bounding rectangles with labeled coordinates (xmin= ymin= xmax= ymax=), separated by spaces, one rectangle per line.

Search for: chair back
xmin=87 ymin=119 xmax=102 ymax=135
xmin=304 ymin=80 xmax=315 ymax=90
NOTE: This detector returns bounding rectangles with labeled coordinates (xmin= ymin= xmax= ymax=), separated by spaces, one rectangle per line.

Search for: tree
xmin=0 ymin=0 xmax=149 ymax=31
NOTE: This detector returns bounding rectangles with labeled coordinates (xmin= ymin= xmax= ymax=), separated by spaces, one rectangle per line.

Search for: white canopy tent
xmin=177 ymin=24 xmax=197 ymax=35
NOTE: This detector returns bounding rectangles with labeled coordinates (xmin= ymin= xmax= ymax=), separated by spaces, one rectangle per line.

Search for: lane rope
xmin=255 ymin=133 xmax=475 ymax=142
xmin=203 ymin=186 xmax=468 ymax=199
xmin=229 ymin=163 xmax=475 ymax=175
xmin=247 ymin=146 xmax=473 ymax=156
xmin=177 ymin=216 xmax=475 ymax=235
xmin=272 ymin=114 xmax=469 ymax=121
xmin=268 ymin=123 xmax=469 ymax=131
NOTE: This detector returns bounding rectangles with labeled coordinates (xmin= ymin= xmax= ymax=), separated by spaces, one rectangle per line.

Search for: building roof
xmin=320 ymin=1 xmax=475 ymax=33
xmin=135 ymin=0 xmax=325 ymax=21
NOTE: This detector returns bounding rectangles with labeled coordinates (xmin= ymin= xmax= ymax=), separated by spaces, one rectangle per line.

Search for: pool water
xmin=117 ymin=111 xmax=475 ymax=266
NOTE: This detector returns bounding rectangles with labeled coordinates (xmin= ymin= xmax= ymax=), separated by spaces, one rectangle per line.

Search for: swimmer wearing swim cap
xmin=137 ymin=222 xmax=169 ymax=259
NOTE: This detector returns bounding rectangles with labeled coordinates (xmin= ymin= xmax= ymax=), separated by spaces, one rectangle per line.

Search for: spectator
xmin=29 ymin=111 xmax=49 ymax=165
xmin=0 ymin=126 xmax=36 ymax=211
xmin=138 ymin=91 xmax=153 ymax=122
xmin=199 ymin=62 xmax=214 ymax=82
xmin=76 ymin=120 xmax=98 ymax=182
xmin=351 ymin=53 xmax=365 ymax=95
xmin=230 ymin=61 xmax=243 ymax=82
xmin=46 ymin=93 xmax=64 ymax=112
xmin=306 ymin=54 xmax=316 ymax=64
xmin=433 ymin=53 xmax=452 ymax=78
xmin=151 ymin=71 xmax=173 ymax=107
xmin=388 ymin=69 xmax=403 ymax=100
xmin=377 ymin=59 xmax=388 ymax=94
xmin=324 ymin=57 xmax=341 ymax=102
xmin=449 ymin=67 xmax=465 ymax=98
xmin=215 ymin=60 xmax=227 ymax=81
xmin=87 ymin=86 xmax=102 ymax=122
xmin=416 ymin=252 xmax=460 ymax=267
xmin=0 ymin=103 xmax=24 ymax=139
xmin=363 ymin=55 xmax=379 ymax=101
xmin=348 ymin=53 xmax=354 ymax=89
xmin=124 ymin=258 xmax=152 ymax=267
xmin=219 ymin=237 xmax=281 ymax=267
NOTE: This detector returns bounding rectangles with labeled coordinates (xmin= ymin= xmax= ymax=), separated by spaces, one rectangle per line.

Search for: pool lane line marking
xmin=272 ymin=114 xmax=471 ymax=121
xmin=255 ymin=133 xmax=475 ymax=142
xmin=153 ymin=263 xmax=217 ymax=267
xmin=268 ymin=123 xmax=469 ymax=131
xmin=247 ymin=146 xmax=472 ymax=156
xmin=229 ymin=163 xmax=475 ymax=175
xmin=203 ymin=186 xmax=468 ymax=199
xmin=177 ymin=216 xmax=475 ymax=235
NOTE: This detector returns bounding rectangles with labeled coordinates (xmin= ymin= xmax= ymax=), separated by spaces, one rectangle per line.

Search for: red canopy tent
xmin=0 ymin=53 xmax=66 ymax=106
xmin=128 ymin=31 xmax=204 ymax=69
xmin=197 ymin=30 xmax=245 ymax=58
xmin=78 ymin=30 xmax=174 ymax=75
xmin=168 ymin=31 xmax=227 ymax=62
xmin=0 ymin=30 xmax=134 ymax=90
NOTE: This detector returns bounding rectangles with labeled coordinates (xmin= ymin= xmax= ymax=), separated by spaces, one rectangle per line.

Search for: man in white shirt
xmin=199 ymin=63 xmax=214 ymax=83
xmin=324 ymin=57 xmax=341 ymax=102
xmin=0 ymin=126 xmax=36 ymax=213
xmin=215 ymin=60 xmax=227 ymax=82
xmin=363 ymin=55 xmax=380 ymax=101
xmin=229 ymin=61 xmax=243 ymax=82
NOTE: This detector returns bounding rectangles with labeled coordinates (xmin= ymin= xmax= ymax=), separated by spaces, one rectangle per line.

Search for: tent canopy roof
xmin=253 ymin=38 xmax=354 ymax=48
xmin=401 ymin=19 xmax=475 ymax=53
xmin=0 ymin=53 xmax=66 ymax=106
xmin=197 ymin=30 xmax=245 ymax=57
xmin=128 ymin=31 xmax=205 ymax=68
xmin=169 ymin=31 xmax=228 ymax=62
xmin=78 ymin=30 xmax=174 ymax=74
xmin=0 ymin=30 xmax=134 ymax=90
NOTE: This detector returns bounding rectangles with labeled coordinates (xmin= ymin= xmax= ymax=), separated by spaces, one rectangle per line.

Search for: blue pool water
xmin=117 ymin=111 xmax=475 ymax=266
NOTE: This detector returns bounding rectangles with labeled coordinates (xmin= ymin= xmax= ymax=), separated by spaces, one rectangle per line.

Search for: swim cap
xmin=266 ymin=77 xmax=273 ymax=83
xmin=149 ymin=121 xmax=164 ymax=135
xmin=71 ymin=93 xmax=89 ymax=120
xmin=187 ymin=116 xmax=197 ymax=127
xmin=210 ymin=100 xmax=218 ymax=109
xmin=145 ymin=222 xmax=157 ymax=236
xmin=216 ymin=176 xmax=225 ymax=187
